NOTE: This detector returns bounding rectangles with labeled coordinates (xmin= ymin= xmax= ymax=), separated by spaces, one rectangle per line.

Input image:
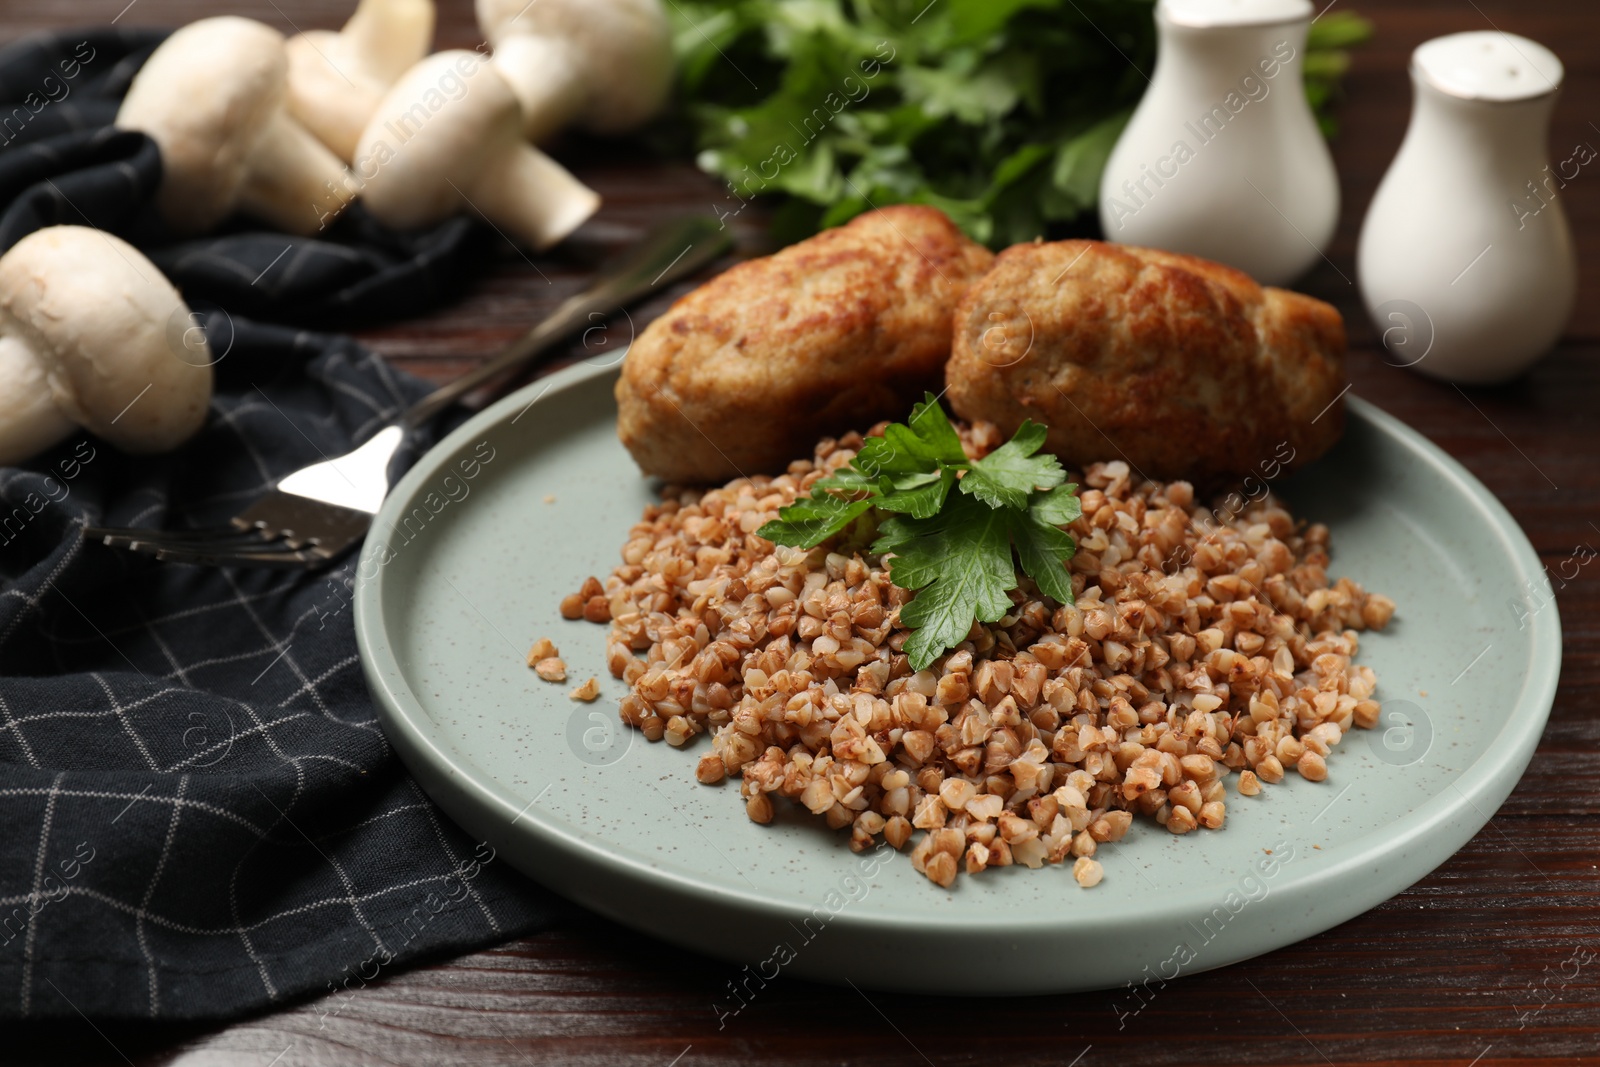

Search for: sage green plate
xmin=354 ymin=361 xmax=1560 ymax=994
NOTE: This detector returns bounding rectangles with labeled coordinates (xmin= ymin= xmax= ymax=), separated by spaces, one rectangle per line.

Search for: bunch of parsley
xmin=759 ymin=396 xmax=1081 ymax=670
xmin=665 ymin=0 xmax=1371 ymax=247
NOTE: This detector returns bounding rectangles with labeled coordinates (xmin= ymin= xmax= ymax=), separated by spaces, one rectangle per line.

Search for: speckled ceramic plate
xmin=354 ymin=360 xmax=1560 ymax=994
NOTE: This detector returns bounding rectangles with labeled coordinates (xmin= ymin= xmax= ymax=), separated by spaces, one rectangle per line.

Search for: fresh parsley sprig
xmin=667 ymin=1 xmax=1372 ymax=248
xmin=758 ymin=395 xmax=1081 ymax=670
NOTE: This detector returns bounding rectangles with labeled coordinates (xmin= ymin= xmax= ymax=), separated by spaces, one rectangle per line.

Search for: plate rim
xmin=354 ymin=360 xmax=1562 ymax=936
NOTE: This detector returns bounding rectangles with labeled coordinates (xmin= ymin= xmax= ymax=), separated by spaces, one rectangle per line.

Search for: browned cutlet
xmin=946 ymin=240 xmax=1347 ymax=487
xmin=616 ymin=205 xmax=995 ymax=483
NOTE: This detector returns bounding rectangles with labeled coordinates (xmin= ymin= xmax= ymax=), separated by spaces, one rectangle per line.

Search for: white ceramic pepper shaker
xmin=1357 ymin=32 xmax=1575 ymax=384
xmin=1098 ymin=0 xmax=1337 ymax=285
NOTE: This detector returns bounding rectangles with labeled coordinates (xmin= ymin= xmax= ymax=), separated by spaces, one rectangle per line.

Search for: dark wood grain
xmin=9 ymin=1 xmax=1600 ymax=1064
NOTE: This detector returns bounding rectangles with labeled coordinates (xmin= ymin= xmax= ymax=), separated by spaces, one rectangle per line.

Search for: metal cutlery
xmin=84 ymin=215 xmax=731 ymax=569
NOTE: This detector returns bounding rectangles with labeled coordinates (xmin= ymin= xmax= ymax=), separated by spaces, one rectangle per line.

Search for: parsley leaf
xmin=854 ymin=393 xmax=968 ymax=478
xmin=873 ymin=494 xmax=1015 ymax=670
xmin=876 ymin=467 xmax=958 ymax=519
xmin=754 ymin=492 xmax=872 ymax=550
xmin=1008 ymin=505 xmax=1077 ymax=605
xmin=1029 ymin=482 xmax=1084 ymax=526
xmin=811 ymin=466 xmax=879 ymax=494
xmin=760 ymin=398 xmax=1083 ymax=670
xmin=959 ymin=419 xmax=1065 ymax=510
xmin=757 ymin=391 xmax=963 ymax=544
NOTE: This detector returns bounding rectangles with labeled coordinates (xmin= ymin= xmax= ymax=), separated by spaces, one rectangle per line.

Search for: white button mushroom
xmin=0 ymin=227 xmax=212 ymax=466
xmin=477 ymin=0 xmax=674 ymax=143
xmin=354 ymin=51 xmax=600 ymax=250
xmin=286 ymin=0 xmax=436 ymax=162
xmin=117 ymin=17 xmax=359 ymax=236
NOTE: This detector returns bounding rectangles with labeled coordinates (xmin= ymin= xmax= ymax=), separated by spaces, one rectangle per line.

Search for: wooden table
xmin=11 ymin=1 xmax=1600 ymax=1063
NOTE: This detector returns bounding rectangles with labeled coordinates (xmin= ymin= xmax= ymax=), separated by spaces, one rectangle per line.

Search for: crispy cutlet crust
xmin=946 ymin=240 xmax=1346 ymax=487
xmin=616 ymin=205 xmax=995 ymax=483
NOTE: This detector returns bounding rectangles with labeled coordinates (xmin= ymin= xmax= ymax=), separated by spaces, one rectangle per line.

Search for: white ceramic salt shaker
xmin=1357 ymin=32 xmax=1575 ymax=384
xmin=1098 ymin=0 xmax=1337 ymax=285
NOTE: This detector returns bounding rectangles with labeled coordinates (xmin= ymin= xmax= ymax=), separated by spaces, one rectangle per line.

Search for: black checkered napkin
xmin=0 ymin=327 xmax=563 ymax=1022
xmin=0 ymin=28 xmax=563 ymax=1021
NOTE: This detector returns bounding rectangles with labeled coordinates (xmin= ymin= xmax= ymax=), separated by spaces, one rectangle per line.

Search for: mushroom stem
xmin=355 ymin=51 xmax=600 ymax=250
xmin=489 ymin=35 xmax=587 ymax=143
xmin=476 ymin=0 xmax=673 ymax=143
xmin=471 ymin=142 xmax=601 ymax=250
xmin=239 ymin=112 xmax=363 ymax=235
xmin=0 ymin=333 xmax=75 ymax=467
xmin=344 ymin=0 xmax=435 ymax=84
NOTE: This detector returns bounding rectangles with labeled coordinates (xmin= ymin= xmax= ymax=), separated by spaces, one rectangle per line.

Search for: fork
xmin=83 ymin=216 xmax=732 ymax=569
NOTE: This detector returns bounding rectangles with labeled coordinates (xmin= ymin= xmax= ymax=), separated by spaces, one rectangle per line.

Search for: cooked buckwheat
xmin=527 ymin=637 xmax=558 ymax=666
xmin=582 ymin=426 xmax=1394 ymax=888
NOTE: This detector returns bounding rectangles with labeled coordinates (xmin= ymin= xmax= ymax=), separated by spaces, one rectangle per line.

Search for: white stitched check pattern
xmin=0 ymin=326 xmax=554 ymax=1022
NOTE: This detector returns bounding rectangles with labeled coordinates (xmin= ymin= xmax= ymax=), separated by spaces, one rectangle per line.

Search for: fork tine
xmin=148 ymin=540 xmax=334 ymax=569
xmin=89 ymin=524 xmax=272 ymax=550
xmin=107 ymin=530 xmax=278 ymax=555
xmin=84 ymin=523 xmax=256 ymax=546
xmin=99 ymin=532 xmax=294 ymax=557
xmin=94 ymin=528 xmax=323 ymax=565
xmin=89 ymin=402 xmax=393 ymax=569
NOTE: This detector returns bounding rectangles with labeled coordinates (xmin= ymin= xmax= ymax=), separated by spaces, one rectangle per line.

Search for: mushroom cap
xmin=476 ymin=0 xmax=673 ymax=133
xmin=0 ymin=227 xmax=212 ymax=455
xmin=355 ymin=51 xmax=523 ymax=230
xmin=116 ymin=17 xmax=289 ymax=233
xmin=0 ymin=333 xmax=75 ymax=467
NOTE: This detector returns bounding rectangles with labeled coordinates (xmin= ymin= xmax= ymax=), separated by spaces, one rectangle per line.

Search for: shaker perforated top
xmin=1158 ymin=0 xmax=1312 ymax=28
xmin=1412 ymin=31 xmax=1564 ymax=102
